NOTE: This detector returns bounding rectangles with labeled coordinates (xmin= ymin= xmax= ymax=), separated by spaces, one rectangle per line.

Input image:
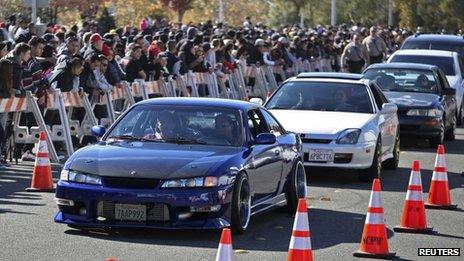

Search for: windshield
xmin=402 ymin=41 xmax=464 ymax=56
xmin=266 ymin=81 xmax=373 ymax=113
xmin=364 ymin=68 xmax=439 ymax=94
xmin=106 ymin=105 xmax=244 ymax=147
xmin=390 ymin=55 xmax=455 ymax=75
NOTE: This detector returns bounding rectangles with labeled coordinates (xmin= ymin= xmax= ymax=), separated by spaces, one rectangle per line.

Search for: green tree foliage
xmin=98 ymin=7 xmax=116 ymax=33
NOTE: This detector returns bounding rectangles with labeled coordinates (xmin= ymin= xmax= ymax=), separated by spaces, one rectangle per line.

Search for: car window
xmin=247 ymin=109 xmax=270 ymax=139
xmin=437 ymin=70 xmax=451 ymax=90
xmin=402 ymin=41 xmax=464 ymax=57
xmin=369 ymin=83 xmax=388 ymax=110
xmin=259 ymin=109 xmax=284 ymax=136
xmin=390 ymin=55 xmax=456 ymax=75
xmin=107 ymin=105 xmax=244 ymax=146
xmin=458 ymin=58 xmax=464 ymax=76
xmin=266 ymin=81 xmax=374 ymax=114
xmin=364 ymin=68 xmax=439 ymax=94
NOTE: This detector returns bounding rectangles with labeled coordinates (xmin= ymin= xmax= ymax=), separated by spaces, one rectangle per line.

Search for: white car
xmin=388 ymin=49 xmax=464 ymax=125
xmin=262 ymin=73 xmax=399 ymax=181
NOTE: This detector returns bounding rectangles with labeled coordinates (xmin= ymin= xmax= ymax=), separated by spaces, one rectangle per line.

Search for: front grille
xmin=301 ymin=138 xmax=332 ymax=144
xmin=96 ymin=201 xmax=170 ymax=221
xmin=103 ymin=177 xmax=159 ymax=189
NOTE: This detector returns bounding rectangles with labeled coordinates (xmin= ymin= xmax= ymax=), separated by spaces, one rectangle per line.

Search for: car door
xmin=436 ymin=70 xmax=457 ymax=128
xmin=246 ymin=109 xmax=283 ymax=202
xmin=369 ymin=83 xmax=396 ymax=155
xmin=259 ymin=108 xmax=296 ymax=192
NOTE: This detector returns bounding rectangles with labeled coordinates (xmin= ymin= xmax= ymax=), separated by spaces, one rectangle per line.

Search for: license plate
xmin=114 ymin=204 xmax=146 ymax=221
xmin=309 ymin=149 xmax=334 ymax=162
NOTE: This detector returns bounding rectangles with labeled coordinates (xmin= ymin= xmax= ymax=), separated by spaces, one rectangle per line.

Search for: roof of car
xmin=296 ymin=72 xmax=364 ymax=81
xmin=366 ymin=62 xmax=438 ymax=71
xmin=137 ymin=97 xmax=257 ymax=111
xmin=392 ymin=49 xmax=455 ymax=57
xmin=405 ymin=34 xmax=464 ymax=44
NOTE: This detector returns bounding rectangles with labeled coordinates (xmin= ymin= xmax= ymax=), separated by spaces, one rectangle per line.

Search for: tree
xmin=160 ymin=0 xmax=195 ymax=23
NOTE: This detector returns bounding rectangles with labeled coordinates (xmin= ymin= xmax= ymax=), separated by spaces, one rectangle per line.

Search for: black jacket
xmin=48 ymin=60 xmax=75 ymax=92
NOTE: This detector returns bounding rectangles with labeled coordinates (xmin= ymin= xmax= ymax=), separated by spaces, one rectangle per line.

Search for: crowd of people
xmin=0 ymin=13 xmax=431 ymax=167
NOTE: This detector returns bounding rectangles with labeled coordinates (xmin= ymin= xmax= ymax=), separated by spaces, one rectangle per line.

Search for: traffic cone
xmin=26 ymin=131 xmax=55 ymax=192
xmin=353 ymin=179 xmax=396 ymax=259
xmin=215 ymin=228 xmax=233 ymax=261
xmin=394 ymin=161 xmax=434 ymax=234
xmin=425 ymin=145 xmax=457 ymax=209
xmin=287 ymin=198 xmax=313 ymax=261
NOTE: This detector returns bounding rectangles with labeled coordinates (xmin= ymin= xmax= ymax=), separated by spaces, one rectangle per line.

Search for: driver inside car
xmin=214 ymin=114 xmax=236 ymax=145
xmin=144 ymin=111 xmax=179 ymax=140
xmin=334 ymin=89 xmax=353 ymax=111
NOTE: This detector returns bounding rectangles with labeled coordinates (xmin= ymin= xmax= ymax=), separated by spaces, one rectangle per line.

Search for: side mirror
xmin=443 ymin=88 xmax=456 ymax=96
xmin=381 ymin=103 xmax=398 ymax=114
xmin=91 ymin=125 xmax=106 ymax=137
xmin=249 ymin=98 xmax=263 ymax=106
xmin=255 ymin=133 xmax=276 ymax=145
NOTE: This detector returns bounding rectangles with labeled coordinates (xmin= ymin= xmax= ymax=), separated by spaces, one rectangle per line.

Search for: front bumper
xmin=398 ymin=116 xmax=442 ymax=138
xmin=54 ymin=180 xmax=234 ymax=229
xmin=301 ymin=141 xmax=376 ymax=169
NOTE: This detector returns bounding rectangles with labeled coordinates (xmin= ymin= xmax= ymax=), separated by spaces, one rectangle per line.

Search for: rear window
xmin=402 ymin=41 xmax=464 ymax=56
xmin=389 ymin=55 xmax=455 ymax=75
xmin=364 ymin=68 xmax=439 ymax=94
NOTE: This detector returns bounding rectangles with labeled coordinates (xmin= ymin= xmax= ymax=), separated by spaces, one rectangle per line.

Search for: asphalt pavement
xmin=0 ymin=129 xmax=463 ymax=261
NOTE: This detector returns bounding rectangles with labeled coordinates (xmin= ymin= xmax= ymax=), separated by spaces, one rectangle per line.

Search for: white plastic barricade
xmin=0 ymin=93 xmax=60 ymax=162
xmin=185 ymin=71 xmax=200 ymax=97
xmin=217 ymin=75 xmax=231 ymax=99
xmin=231 ymin=64 xmax=248 ymax=100
xmin=145 ymin=80 xmax=170 ymax=97
xmin=263 ymin=66 xmax=279 ymax=93
xmin=168 ymin=77 xmax=190 ymax=97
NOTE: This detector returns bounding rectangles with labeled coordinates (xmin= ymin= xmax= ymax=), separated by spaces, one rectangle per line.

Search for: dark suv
xmin=401 ymin=34 xmax=464 ymax=59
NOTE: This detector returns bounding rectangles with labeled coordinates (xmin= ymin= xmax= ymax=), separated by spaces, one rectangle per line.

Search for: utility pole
xmin=388 ymin=0 xmax=393 ymax=27
xmin=218 ymin=0 xmax=224 ymax=23
xmin=331 ymin=0 xmax=336 ymax=26
xmin=31 ymin=0 xmax=37 ymax=23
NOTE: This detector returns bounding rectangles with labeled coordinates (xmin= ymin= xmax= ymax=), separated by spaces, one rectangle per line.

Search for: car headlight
xmin=161 ymin=175 xmax=234 ymax=188
xmin=60 ymin=169 xmax=102 ymax=185
xmin=406 ymin=109 xmax=442 ymax=117
xmin=336 ymin=129 xmax=361 ymax=144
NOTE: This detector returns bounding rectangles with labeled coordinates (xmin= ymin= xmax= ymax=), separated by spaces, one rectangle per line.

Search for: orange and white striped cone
xmin=215 ymin=228 xmax=233 ymax=261
xmin=26 ymin=131 xmax=55 ymax=192
xmin=394 ymin=161 xmax=434 ymax=234
xmin=353 ymin=179 xmax=396 ymax=259
xmin=287 ymin=198 xmax=313 ymax=261
xmin=425 ymin=145 xmax=457 ymax=210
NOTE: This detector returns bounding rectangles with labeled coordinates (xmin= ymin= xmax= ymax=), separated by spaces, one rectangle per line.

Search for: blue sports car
xmin=54 ymin=98 xmax=306 ymax=233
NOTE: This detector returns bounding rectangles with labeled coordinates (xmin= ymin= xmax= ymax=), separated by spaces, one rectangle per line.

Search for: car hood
xmin=384 ymin=91 xmax=440 ymax=108
xmin=69 ymin=142 xmax=242 ymax=179
xmin=269 ymin=110 xmax=374 ymax=135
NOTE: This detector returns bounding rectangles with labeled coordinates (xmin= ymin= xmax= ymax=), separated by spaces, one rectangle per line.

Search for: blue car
xmin=54 ymin=98 xmax=306 ymax=233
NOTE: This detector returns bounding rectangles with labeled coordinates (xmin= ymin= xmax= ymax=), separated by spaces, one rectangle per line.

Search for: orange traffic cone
xmin=215 ymin=228 xmax=233 ymax=261
xmin=394 ymin=161 xmax=434 ymax=234
xmin=425 ymin=145 xmax=457 ymax=210
xmin=287 ymin=198 xmax=313 ymax=261
xmin=353 ymin=179 xmax=396 ymax=259
xmin=26 ymin=131 xmax=55 ymax=192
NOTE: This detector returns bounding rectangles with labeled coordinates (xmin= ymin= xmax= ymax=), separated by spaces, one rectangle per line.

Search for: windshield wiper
xmin=165 ymin=136 xmax=207 ymax=145
xmin=107 ymin=135 xmax=164 ymax=142
xmin=268 ymin=106 xmax=289 ymax=110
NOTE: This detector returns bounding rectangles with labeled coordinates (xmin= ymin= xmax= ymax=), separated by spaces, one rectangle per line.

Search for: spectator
xmin=165 ymin=40 xmax=181 ymax=76
xmin=103 ymin=45 xmax=125 ymax=85
xmin=49 ymin=56 xmax=84 ymax=93
xmin=0 ymin=42 xmax=8 ymax=59
xmin=80 ymin=53 xmax=101 ymax=96
xmin=362 ymin=26 xmax=387 ymax=65
xmin=2 ymin=42 xmax=31 ymax=96
xmin=57 ymin=36 xmax=80 ymax=64
xmin=84 ymin=33 xmax=104 ymax=60
xmin=0 ymin=60 xmax=14 ymax=167
xmin=22 ymin=36 xmax=48 ymax=94
xmin=123 ymin=43 xmax=146 ymax=82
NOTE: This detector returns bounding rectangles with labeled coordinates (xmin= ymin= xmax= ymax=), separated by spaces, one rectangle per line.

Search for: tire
xmin=230 ymin=173 xmax=251 ymax=234
xmin=445 ymin=114 xmax=456 ymax=141
xmin=285 ymin=160 xmax=307 ymax=213
xmin=429 ymin=120 xmax=445 ymax=148
xmin=359 ymin=138 xmax=382 ymax=182
xmin=382 ymin=134 xmax=400 ymax=170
